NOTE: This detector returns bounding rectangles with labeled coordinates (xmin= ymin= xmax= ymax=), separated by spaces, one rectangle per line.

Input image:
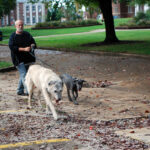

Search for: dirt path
xmin=1 ymin=46 xmax=150 ymax=149
xmin=0 ymin=46 xmax=150 ymax=121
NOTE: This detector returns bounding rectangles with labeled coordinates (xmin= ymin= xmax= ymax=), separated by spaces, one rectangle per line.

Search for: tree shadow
xmin=82 ymin=40 xmax=145 ymax=47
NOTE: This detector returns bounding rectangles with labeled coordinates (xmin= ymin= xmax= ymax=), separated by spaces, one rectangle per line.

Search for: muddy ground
xmin=0 ymin=46 xmax=150 ymax=149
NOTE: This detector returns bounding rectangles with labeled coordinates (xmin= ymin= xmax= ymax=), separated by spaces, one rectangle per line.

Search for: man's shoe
xmin=17 ymin=92 xmax=28 ymax=96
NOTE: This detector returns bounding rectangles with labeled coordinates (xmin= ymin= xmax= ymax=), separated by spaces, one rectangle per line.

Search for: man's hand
xmin=25 ymin=47 xmax=31 ymax=52
xmin=19 ymin=47 xmax=31 ymax=52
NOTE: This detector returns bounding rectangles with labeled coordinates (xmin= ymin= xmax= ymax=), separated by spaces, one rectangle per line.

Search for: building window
xmin=128 ymin=6 xmax=133 ymax=13
xmin=32 ymin=5 xmax=36 ymax=12
xmin=32 ymin=16 xmax=36 ymax=24
xmin=38 ymin=16 xmax=42 ymax=23
xmin=26 ymin=5 xmax=29 ymax=12
xmin=139 ymin=5 xmax=144 ymax=12
xmin=1 ymin=17 xmax=4 ymax=26
xmin=114 ymin=7 xmax=118 ymax=13
xmin=38 ymin=5 xmax=41 ymax=12
xmin=26 ymin=16 xmax=30 ymax=24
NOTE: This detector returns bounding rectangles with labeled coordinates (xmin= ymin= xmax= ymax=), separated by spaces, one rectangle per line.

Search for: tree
xmin=46 ymin=9 xmax=51 ymax=21
xmin=29 ymin=0 xmax=77 ymax=21
xmin=62 ymin=0 xmax=78 ymax=21
xmin=52 ymin=1 xmax=63 ymax=21
xmin=0 ymin=0 xmax=16 ymax=25
xmin=29 ymin=0 xmax=63 ymax=21
xmin=28 ymin=0 xmax=53 ymax=9
xmin=127 ymin=0 xmax=150 ymax=5
xmin=76 ymin=0 xmax=119 ymax=43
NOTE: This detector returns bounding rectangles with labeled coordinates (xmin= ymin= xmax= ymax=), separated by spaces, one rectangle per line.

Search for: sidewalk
xmin=34 ymin=28 xmax=150 ymax=39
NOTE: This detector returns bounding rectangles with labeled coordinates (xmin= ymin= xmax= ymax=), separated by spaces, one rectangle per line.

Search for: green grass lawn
xmin=0 ymin=25 xmax=104 ymax=40
xmin=34 ymin=29 xmax=150 ymax=55
xmin=1 ymin=18 xmax=150 ymax=55
xmin=1 ymin=29 xmax=150 ymax=55
xmin=0 ymin=18 xmax=130 ymax=40
xmin=0 ymin=61 xmax=12 ymax=69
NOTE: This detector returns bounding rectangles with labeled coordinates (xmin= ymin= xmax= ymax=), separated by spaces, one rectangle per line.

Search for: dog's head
xmin=73 ymin=78 xmax=86 ymax=91
xmin=47 ymin=80 xmax=63 ymax=103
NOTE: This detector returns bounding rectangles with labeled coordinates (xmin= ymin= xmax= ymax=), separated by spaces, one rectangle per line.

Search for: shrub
xmin=51 ymin=21 xmax=60 ymax=27
xmin=118 ymin=10 xmax=150 ymax=27
xmin=136 ymin=19 xmax=147 ymax=26
xmin=146 ymin=9 xmax=150 ymax=20
xmin=134 ymin=12 xmax=147 ymax=23
xmin=86 ymin=19 xmax=100 ymax=25
xmin=34 ymin=19 xmax=101 ymax=29
xmin=79 ymin=20 xmax=86 ymax=26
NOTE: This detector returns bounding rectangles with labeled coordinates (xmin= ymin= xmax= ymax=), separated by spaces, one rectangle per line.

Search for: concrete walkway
xmin=34 ymin=28 xmax=150 ymax=39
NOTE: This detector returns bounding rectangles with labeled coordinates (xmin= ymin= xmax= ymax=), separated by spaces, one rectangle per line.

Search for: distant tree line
xmin=0 ymin=0 xmax=16 ymax=25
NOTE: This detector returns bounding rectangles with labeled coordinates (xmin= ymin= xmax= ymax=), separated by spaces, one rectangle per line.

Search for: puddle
xmin=0 ymin=53 xmax=10 ymax=58
xmin=0 ymin=48 xmax=62 ymax=58
xmin=35 ymin=49 xmax=62 ymax=55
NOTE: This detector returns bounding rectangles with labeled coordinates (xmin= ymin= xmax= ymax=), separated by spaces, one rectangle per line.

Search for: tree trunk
xmin=99 ymin=0 xmax=119 ymax=43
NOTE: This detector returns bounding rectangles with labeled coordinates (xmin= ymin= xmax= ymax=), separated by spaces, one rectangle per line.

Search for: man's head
xmin=15 ymin=20 xmax=24 ymax=34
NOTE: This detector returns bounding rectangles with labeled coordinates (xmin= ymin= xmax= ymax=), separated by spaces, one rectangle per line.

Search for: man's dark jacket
xmin=9 ymin=31 xmax=36 ymax=66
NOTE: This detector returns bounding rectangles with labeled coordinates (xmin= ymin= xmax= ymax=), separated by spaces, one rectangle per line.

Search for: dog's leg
xmin=46 ymin=104 xmax=48 ymax=114
xmin=67 ymin=88 xmax=73 ymax=102
xmin=71 ymin=90 xmax=79 ymax=105
xmin=74 ymin=90 xmax=78 ymax=99
xmin=28 ymin=86 xmax=34 ymax=109
xmin=42 ymin=88 xmax=58 ymax=120
xmin=37 ymin=90 xmax=42 ymax=107
xmin=25 ymin=76 xmax=34 ymax=109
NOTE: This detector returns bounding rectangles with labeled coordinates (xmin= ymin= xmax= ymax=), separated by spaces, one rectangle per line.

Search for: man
xmin=9 ymin=20 xmax=36 ymax=96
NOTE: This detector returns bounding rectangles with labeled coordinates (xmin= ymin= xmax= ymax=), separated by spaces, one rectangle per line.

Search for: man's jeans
xmin=16 ymin=63 xmax=29 ymax=94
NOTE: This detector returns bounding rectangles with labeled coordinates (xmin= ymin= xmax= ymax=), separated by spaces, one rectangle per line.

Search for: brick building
xmin=112 ymin=1 xmax=135 ymax=18
xmin=135 ymin=4 xmax=149 ymax=15
xmin=84 ymin=2 xmax=149 ymax=20
xmin=0 ymin=0 xmax=46 ymax=26
xmin=112 ymin=1 xmax=149 ymax=19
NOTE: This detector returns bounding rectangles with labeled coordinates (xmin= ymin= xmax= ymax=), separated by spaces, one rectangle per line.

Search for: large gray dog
xmin=25 ymin=65 xmax=63 ymax=120
xmin=60 ymin=74 xmax=85 ymax=105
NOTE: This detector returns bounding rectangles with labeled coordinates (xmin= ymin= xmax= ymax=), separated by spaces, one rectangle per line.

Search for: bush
xmin=136 ymin=19 xmax=147 ymax=26
xmin=79 ymin=20 xmax=86 ymax=26
xmin=118 ymin=10 xmax=150 ymax=28
xmin=86 ymin=19 xmax=100 ymax=25
xmin=51 ymin=21 xmax=60 ymax=27
xmin=119 ymin=19 xmax=135 ymax=27
xmin=134 ymin=12 xmax=147 ymax=23
xmin=34 ymin=19 xmax=102 ymax=29
xmin=146 ymin=9 xmax=150 ymax=20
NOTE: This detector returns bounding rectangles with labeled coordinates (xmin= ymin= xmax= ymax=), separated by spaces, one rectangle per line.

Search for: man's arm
xmin=9 ymin=33 xmax=18 ymax=53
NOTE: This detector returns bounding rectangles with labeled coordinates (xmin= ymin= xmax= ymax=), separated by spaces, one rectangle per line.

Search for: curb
xmin=1 ymin=44 xmax=150 ymax=60
xmin=37 ymin=46 xmax=150 ymax=60
xmin=0 ymin=66 xmax=16 ymax=73
xmin=0 ymin=44 xmax=150 ymax=73
xmin=116 ymin=26 xmax=150 ymax=29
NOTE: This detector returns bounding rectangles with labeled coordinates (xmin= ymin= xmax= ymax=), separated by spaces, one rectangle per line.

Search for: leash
xmin=29 ymin=47 xmax=52 ymax=68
